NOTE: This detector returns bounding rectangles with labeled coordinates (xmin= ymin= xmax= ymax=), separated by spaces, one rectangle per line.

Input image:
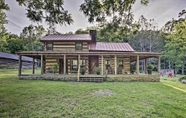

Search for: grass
xmin=0 ymin=69 xmax=186 ymax=117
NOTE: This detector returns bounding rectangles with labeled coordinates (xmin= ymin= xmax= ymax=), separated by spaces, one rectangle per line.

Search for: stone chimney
xmin=90 ymin=30 xmax=96 ymax=42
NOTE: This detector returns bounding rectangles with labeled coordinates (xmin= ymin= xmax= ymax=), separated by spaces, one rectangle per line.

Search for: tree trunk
xmin=169 ymin=60 xmax=171 ymax=69
xmin=182 ymin=57 xmax=185 ymax=75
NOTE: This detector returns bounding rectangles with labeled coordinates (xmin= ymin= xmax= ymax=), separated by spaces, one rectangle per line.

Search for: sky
xmin=4 ymin=0 xmax=186 ymax=35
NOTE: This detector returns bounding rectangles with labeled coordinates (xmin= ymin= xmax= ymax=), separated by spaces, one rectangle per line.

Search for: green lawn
xmin=0 ymin=69 xmax=186 ymax=117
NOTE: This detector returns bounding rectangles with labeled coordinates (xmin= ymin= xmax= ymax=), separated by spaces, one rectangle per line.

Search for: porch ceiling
xmin=16 ymin=51 xmax=161 ymax=57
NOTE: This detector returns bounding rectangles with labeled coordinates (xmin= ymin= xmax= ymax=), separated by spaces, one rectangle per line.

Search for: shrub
xmin=80 ymin=67 xmax=86 ymax=73
xmin=96 ymin=67 xmax=101 ymax=73
xmin=146 ymin=64 xmax=154 ymax=70
xmin=179 ymin=76 xmax=186 ymax=81
xmin=53 ymin=64 xmax=58 ymax=74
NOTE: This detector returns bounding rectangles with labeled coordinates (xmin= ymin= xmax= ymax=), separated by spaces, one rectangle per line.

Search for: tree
xmin=0 ymin=0 xmax=9 ymax=52
xmin=79 ymin=0 xmax=149 ymax=42
xmin=20 ymin=25 xmax=46 ymax=51
xmin=80 ymin=0 xmax=149 ymax=24
xmin=75 ymin=29 xmax=89 ymax=34
xmin=6 ymin=34 xmax=24 ymax=54
xmin=164 ymin=20 xmax=186 ymax=75
xmin=16 ymin=0 xmax=73 ymax=27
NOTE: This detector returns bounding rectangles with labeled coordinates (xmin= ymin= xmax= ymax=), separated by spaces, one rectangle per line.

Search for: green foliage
xmin=80 ymin=0 xmax=149 ymax=24
xmin=75 ymin=29 xmax=89 ymax=34
xmin=146 ymin=64 xmax=154 ymax=70
xmin=20 ymin=25 xmax=46 ymax=51
xmin=16 ymin=0 xmax=73 ymax=26
xmin=130 ymin=65 xmax=136 ymax=72
xmin=53 ymin=64 xmax=58 ymax=74
xmin=179 ymin=76 xmax=186 ymax=82
xmin=80 ymin=67 xmax=86 ymax=73
xmin=96 ymin=67 xmax=101 ymax=72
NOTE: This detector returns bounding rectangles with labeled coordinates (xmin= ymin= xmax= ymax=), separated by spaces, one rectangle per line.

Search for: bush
xmin=80 ymin=67 xmax=86 ymax=73
xmin=179 ymin=76 xmax=186 ymax=81
xmin=146 ymin=64 xmax=154 ymax=70
xmin=53 ymin=64 xmax=58 ymax=74
xmin=96 ymin=67 xmax=101 ymax=72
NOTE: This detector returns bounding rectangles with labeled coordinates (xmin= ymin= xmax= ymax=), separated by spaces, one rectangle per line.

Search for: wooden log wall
xmin=44 ymin=42 xmax=89 ymax=52
xmin=44 ymin=55 xmax=58 ymax=73
xmin=98 ymin=56 xmax=131 ymax=74
xmin=124 ymin=58 xmax=130 ymax=72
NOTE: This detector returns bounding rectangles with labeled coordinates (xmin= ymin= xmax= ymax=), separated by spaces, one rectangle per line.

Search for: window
xmin=80 ymin=60 xmax=86 ymax=68
xmin=71 ymin=60 xmax=86 ymax=71
xmin=46 ymin=43 xmax=53 ymax=50
xmin=71 ymin=60 xmax=77 ymax=71
xmin=75 ymin=42 xmax=82 ymax=50
xmin=105 ymin=60 xmax=110 ymax=69
xmin=118 ymin=60 xmax=123 ymax=68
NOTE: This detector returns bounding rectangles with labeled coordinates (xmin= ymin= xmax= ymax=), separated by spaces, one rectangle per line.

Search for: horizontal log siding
xmin=51 ymin=42 xmax=89 ymax=52
xmin=98 ymin=56 xmax=131 ymax=74
xmin=45 ymin=56 xmax=58 ymax=73
xmin=124 ymin=58 xmax=130 ymax=72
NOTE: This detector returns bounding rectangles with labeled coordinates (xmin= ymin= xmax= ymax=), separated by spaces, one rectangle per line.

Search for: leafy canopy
xmin=16 ymin=0 xmax=73 ymax=26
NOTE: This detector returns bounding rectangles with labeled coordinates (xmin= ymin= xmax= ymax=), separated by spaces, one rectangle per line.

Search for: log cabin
xmin=17 ymin=30 xmax=161 ymax=82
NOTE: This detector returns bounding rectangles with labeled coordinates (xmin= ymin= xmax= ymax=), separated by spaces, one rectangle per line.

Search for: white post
xmin=64 ymin=55 xmax=66 ymax=74
xmin=158 ymin=56 xmax=161 ymax=75
xmin=41 ymin=55 xmax=43 ymax=75
xmin=136 ymin=55 xmax=139 ymax=74
xmin=101 ymin=55 xmax=103 ymax=75
xmin=115 ymin=55 xmax=117 ymax=75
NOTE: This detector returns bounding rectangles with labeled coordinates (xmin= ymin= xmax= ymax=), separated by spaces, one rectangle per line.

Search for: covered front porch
xmin=17 ymin=51 xmax=161 ymax=82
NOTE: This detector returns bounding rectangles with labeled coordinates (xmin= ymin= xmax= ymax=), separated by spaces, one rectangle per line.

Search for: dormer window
xmin=75 ymin=42 xmax=82 ymax=50
xmin=46 ymin=42 xmax=53 ymax=50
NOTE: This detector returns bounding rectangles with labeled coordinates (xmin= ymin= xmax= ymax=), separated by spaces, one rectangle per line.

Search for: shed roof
xmin=0 ymin=52 xmax=37 ymax=62
xmin=41 ymin=34 xmax=92 ymax=41
xmin=89 ymin=42 xmax=134 ymax=52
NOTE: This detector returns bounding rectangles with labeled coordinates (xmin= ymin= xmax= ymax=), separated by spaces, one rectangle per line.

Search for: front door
xmin=89 ymin=56 xmax=99 ymax=74
xmin=59 ymin=59 xmax=64 ymax=74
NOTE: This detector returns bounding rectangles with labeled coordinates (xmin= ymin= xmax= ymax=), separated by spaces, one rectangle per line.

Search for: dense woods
xmin=0 ymin=0 xmax=186 ymax=74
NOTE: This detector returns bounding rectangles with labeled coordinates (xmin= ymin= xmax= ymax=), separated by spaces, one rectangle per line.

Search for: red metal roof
xmin=89 ymin=42 xmax=134 ymax=52
xmin=41 ymin=34 xmax=92 ymax=41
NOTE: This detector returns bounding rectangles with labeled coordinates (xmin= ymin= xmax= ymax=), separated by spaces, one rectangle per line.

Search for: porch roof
xmin=16 ymin=51 xmax=161 ymax=61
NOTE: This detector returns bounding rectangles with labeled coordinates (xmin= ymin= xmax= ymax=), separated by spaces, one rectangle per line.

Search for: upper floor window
xmin=75 ymin=42 xmax=82 ymax=50
xmin=46 ymin=43 xmax=53 ymax=50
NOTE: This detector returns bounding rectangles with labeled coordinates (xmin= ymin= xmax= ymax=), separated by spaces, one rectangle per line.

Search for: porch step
xmin=79 ymin=77 xmax=103 ymax=82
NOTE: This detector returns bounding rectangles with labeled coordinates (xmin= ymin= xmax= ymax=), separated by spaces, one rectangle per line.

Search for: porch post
xmin=136 ymin=55 xmax=139 ymax=74
xmin=115 ymin=55 xmax=117 ymax=75
xmin=77 ymin=55 xmax=80 ymax=82
xmin=158 ymin=55 xmax=161 ymax=74
xmin=18 ymin=55 xmax=22 ymax=76
xmin=64 ymin=54 xmax=66 ymax=74
xmin=41 ymin=55 xmax=43 ymax=75
xmin=101 ymin=55 xmax=103 ymax=75
xmin=144 ymin=58 xmax=147 ymax=74
xmin=32 ymin=57 xmax=35 ymax=74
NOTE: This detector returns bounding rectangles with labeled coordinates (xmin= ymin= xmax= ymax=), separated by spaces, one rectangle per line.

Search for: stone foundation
xmin=107 ymin=75 xmax=160 ymax=82
xmin=19 ymin=74 xmax=160 ymax=82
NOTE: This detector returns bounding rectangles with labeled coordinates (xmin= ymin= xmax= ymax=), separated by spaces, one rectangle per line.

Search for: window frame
xmin=118 ymin=60 xmax=123 ymax=69
xmin=75 ymin=42 xmax=83 ymax=51
xmin=105 ymin=60 xmax=110 ymax=69
xmin=46 ymin=42 xmax=53 ymax=51
xmin=71 ymin=60 xmax=78 ymax=71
